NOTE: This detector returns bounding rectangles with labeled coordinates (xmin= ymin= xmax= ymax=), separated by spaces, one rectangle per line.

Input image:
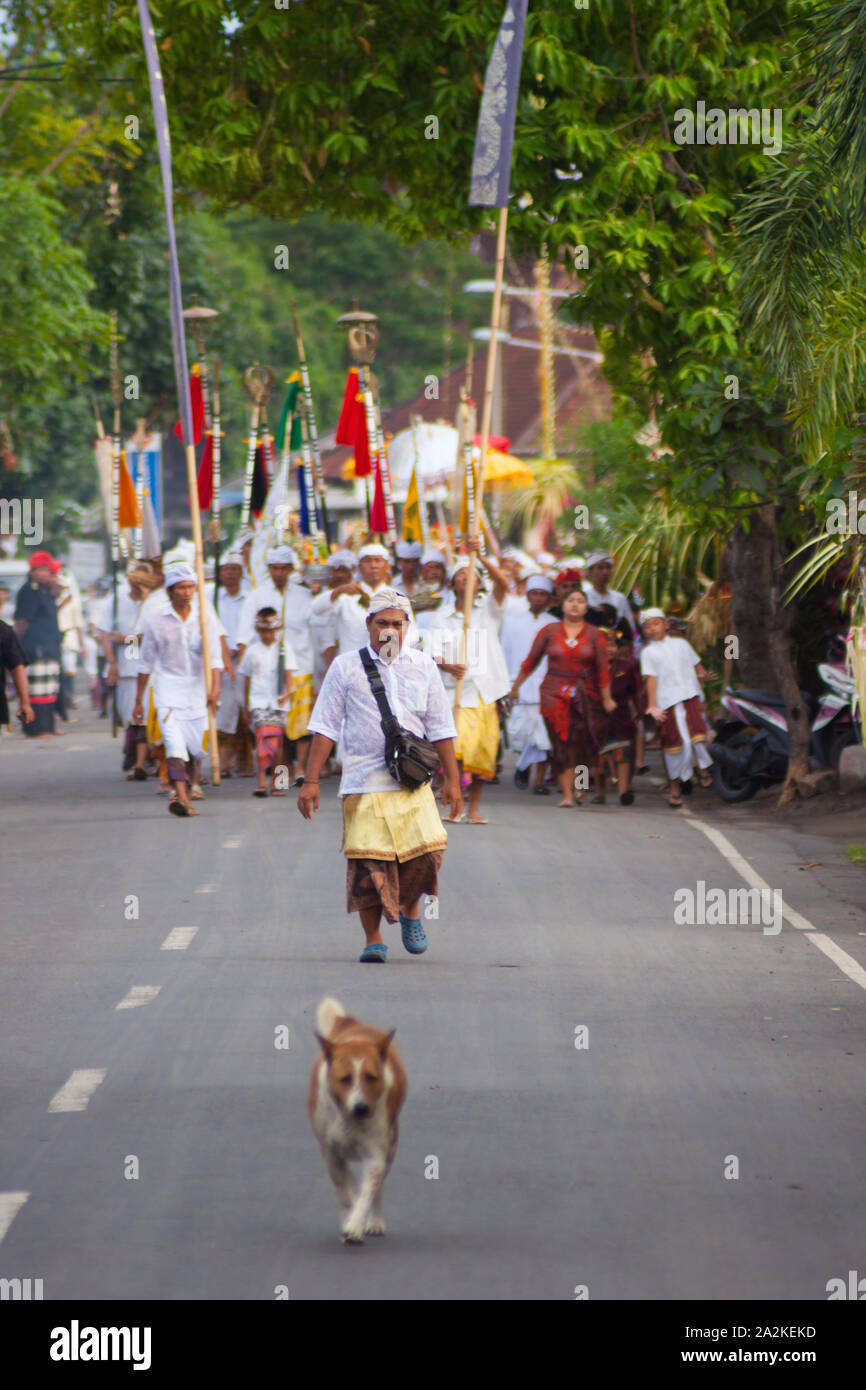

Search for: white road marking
xmin=63 ymin=746 xmax=89 ymax=752
xmin=195 ymin=884 xmax=216 ymax=893
xmin=160 ymin=926 xmax=198 ymax=950
xmin=116 ymin=985 xmax=162 ymax=1010
xmin=48 ymin=1070 xmax=106 ymax=1113
xmin=222 ymin=837 xmax=241 ymax=849
xmin=684 ymin=810 xmax=866 ymax=992
xmin=0 ymin=1192 xmax=29 ymax=1245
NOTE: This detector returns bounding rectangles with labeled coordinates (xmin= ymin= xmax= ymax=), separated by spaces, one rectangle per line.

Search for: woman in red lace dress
xmin=510 ymin=587 xmax=615 ymax=806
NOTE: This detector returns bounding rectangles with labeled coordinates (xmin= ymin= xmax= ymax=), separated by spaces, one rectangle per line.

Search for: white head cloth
xmin=585 ymin=548 xmax=614 ymax=568
xmin=525 ymin=573 xmax=554 ymax=594
xmin=220 ymin=550 xmax=245 ymax=567
xmin=640 ymin=607 xmax=666 ymax=624
xmin=326 ymin=549 xmax=357 ymax=571
xmin=396 ymin=540 xmax=423 ymax=560
xmin=358 ymin=543 xmax=390 ymax=561
xmin=421 ymin=547 xmax=447 ymax=567
xmin=164 ymin=562 xmax=196 ymax=588
xmin=366 ymin=587 xmax=413 ymax=619
xmin=266 ymin=545 xmax=295 ymax=565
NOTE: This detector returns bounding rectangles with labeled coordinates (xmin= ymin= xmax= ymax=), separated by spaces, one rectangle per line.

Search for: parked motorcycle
xmin=710 ymin=687 xmax=818 ymax=802
xmin=813 ymin=662 xmax=861 ymax=771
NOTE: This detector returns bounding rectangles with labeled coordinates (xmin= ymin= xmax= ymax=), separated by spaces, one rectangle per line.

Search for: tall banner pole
xmin=136 ymin=0 xmax=219 ymax=784
xmin=454 ymin=0 xmax=527 ymax=716
xmin=291 ymin=300 xmax=331 ymax=547
xmin=211 ymin=354 xmax=222 ymax=615
xmin=109 ymin=311 xmax=121 ymax=738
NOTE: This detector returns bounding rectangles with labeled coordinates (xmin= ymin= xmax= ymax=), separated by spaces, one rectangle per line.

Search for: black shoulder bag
xmin=359 ymin=648 xmax=441 ymax=791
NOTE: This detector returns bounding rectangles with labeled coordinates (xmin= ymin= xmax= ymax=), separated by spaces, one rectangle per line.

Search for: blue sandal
xmin=399 ymin=913 xmax=428 ymax=955
xmin=359 ymin=943 xmax=388 ymax=963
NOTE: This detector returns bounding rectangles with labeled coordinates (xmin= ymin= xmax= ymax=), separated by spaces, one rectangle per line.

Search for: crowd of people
xmin=1 ymin=533 xmax=715 ymax=820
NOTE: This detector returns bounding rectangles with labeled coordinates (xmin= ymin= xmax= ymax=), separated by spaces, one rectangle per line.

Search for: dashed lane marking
xmin=0 ymin=1192 xmax=30 ymax=1245
xmin=160 ymin=926 xmax=199 ymax=950
xmin=48 ymin=1070 xmax=107 ymax=1113
xmin=115 ymin=985 xmax=162 ymax=1010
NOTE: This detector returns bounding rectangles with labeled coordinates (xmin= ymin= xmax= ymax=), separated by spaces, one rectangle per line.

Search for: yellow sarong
xmin=455 ymin=700 xmax=499 ymax=779
xmin=285 ymin=673 xmax=313 ymax=741
xmin=342 ymin=784 xmax=447 ymax=862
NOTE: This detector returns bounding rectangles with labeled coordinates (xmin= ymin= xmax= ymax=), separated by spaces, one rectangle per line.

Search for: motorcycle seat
xmin=727 ymin=687 xmax=817 ymax=715
xmin=729 ymin=688 xmax=786 ymax=707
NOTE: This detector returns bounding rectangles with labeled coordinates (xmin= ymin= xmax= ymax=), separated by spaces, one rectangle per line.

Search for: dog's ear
xmin=315 ymin=1032 xmax=335 ymax=1061
xmin=378 ymin=1028 xmax=396 ymax=1059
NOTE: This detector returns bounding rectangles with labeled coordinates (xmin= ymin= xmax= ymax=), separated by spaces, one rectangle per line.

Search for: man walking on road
xmin=133 ymin=563 xmax=222 ymax=817
xmin=298 ymin=589 xmax=462 ymax=963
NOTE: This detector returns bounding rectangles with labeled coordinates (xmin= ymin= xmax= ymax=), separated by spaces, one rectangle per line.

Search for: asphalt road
xmin=1 ymin=703 xmax=864 ymax=1301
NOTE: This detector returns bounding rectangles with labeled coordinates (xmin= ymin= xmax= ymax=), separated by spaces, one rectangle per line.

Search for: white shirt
xmin=211 ymin=587 xmax=247 ymax=651
xmin=639 ymin=636 xmax=702 ymax=710
xmin=237 ymin=636 xmax=297 ymax=711
xmin=500 ymin=600 xmax=556 ymax=701
xmin=422 ymin=591 xmax=511 ymax=708
xmin=97 ymin=586 xmax=151 ymax=677
xmin=138 ymin=600 xmax=224 ymax=711
xmin=583 ymin=582 xmax=633 ymax=631
xmin=308 ymin=641 xmax=457 ymax=795
xmin=238 ymin=579 xmax=313 ymax=674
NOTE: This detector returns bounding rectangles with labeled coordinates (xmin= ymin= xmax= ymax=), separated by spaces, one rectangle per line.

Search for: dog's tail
xmin=316 ymin=996 xmax=347 ymax=1040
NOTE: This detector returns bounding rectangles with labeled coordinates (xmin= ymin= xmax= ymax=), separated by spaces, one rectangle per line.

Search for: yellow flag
xmin=401 ymin=464 xmax=424 ymax=542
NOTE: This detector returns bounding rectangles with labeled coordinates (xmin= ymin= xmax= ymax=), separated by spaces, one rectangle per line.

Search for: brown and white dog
xmin=308 ymin=997 xmax=407 ymax=1244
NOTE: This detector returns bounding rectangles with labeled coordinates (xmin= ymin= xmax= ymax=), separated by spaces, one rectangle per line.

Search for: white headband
xmin=164 ymin=562 xmax=196 ymax=587
xmin=366 ymin=587 xmax=413 ymax=619
xmin=358 ymin=543 xmax=390 ymax=561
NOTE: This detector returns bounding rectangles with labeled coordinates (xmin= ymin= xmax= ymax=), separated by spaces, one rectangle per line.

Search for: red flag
xmin=335 ymin=368 xmax=362 ymax=445
xmin=353 ymin=408 xmax=373 ymax=478
xmin=174 ymin=365 xmax=204 ymax=445
xmin=370 ymin=457 xmax=388 ymax=534
xmin=197 ymin=432 xmax=214 ymax=509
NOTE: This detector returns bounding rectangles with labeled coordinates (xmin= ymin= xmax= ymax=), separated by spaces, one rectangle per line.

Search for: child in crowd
xmin=639 ymin=608 xmax=713 ymax=808
xmin=595 ymin=626 xmax=639 ymax=805
xmin=237 ymin=607 xmax=296 ymax=798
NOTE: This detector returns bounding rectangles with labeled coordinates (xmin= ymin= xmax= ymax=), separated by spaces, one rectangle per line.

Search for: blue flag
xmin=136 ymin=0 xmax=194 ymax=448
xmin=469 ymin=0 xmax=528 ymax=207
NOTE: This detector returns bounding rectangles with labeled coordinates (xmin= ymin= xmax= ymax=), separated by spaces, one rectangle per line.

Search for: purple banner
xmin=469 ymin=0 xmax=528 ymax=208
xmin=136 ymin=0 xmax=194 ymax=448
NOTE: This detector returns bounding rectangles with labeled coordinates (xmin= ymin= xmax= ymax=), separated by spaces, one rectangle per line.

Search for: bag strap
xmin=359 ymin=648 xmax=400 ymax=735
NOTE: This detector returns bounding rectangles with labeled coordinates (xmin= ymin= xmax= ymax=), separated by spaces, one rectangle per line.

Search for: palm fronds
xmin=606 ymin=496 xmax=727 ymax=609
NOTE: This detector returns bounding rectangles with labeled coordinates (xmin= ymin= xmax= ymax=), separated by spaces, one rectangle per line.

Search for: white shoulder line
xmin=683 ymin=810 xmax=866 ymax=992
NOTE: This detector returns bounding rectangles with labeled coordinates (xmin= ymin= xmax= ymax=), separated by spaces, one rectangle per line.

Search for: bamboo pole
xmin=453 ymin=206 xmax=508 ymax=716
xmin=291 ymin=300 xmax=331 ymax=547
xmin=109 ymin=311 xmax=121 ymax=738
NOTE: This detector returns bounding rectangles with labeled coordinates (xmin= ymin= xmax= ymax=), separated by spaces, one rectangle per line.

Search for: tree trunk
xmin=730 ymin=506 xmax=777 ymax=687
xmin=768 ymin=512 xmax=811 ymax=806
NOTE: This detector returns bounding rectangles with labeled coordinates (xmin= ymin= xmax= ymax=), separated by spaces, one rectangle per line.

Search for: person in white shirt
xmin=310 ymin=549 xmax=355 ymax=680
xmin=393 ymin=539 xmax=423 ymax=597
xmin=413 ymin=548 xmax=449 ymax=631
xmin=133 ymin=562 xmax=223 ymax=817
xmin=300 ymin=588 xmax=462 ymax=963
xmin=583 ymin=549 xmax=634 ymax=636
xmin=309 ymin=542 xmax=394 ymax=661
xmin=423 ymin=537 xmax=510 ymax=824
xmin=500 ymin=573 xmax=557 ymax=793
xmin=639 ymin=607 xmax=713 ymax=807
xmin=97 ymin=563 xmax=163 ymax=780
xmin=237 ymin=606 xmax=296 ymax=798
xmin=237 ymin=544 xmax=314 ymax=784
xmin=211 ymin=550 xmax=249 ymax=777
